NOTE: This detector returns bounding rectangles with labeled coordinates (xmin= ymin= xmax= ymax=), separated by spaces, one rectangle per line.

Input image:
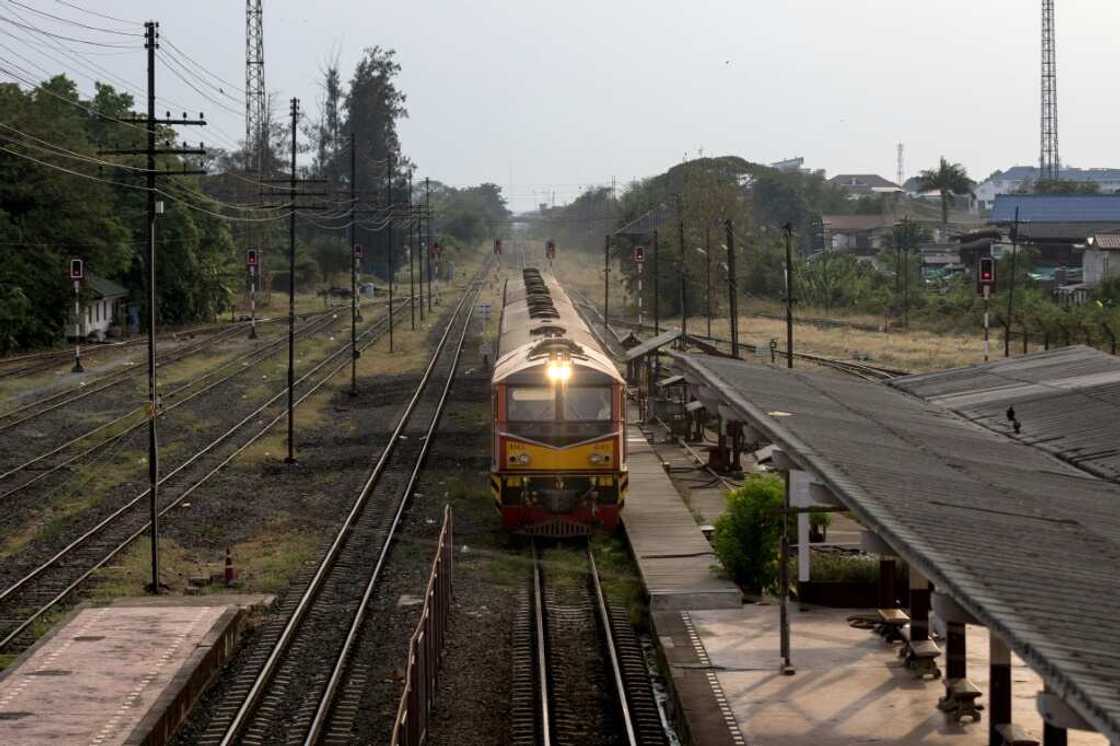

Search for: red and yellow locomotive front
xmin=491 ymin=269 xmax=627 ymax=536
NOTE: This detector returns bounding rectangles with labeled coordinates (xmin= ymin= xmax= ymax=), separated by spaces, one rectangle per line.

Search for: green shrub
xmin=794 ymin=552 xmax=878 ymax=584
xmin=712 ymin=474 xmax=785 ymax=592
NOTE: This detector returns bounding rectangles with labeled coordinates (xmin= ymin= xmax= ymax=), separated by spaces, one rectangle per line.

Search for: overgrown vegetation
xmin=712 ymin=474 xmax=785 ymax=593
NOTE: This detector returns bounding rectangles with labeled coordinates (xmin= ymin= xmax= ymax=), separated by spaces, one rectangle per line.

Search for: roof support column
xmin=933 ymin=592 xmax=983 ymax=722
xmin=1038 ymin=686 xmax=1098 ymax=743
xmin=908 ymin=566 xmax=930 ymax=643
xmin=989 ymin=631 xmax=1011 ymax=746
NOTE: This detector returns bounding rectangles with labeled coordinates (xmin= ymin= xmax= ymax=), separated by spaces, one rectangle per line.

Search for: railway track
xmin=0 ymin=306 xmax=361 ymax=502
xmin=512 ymin=541 xmax=667 ymax=746
xmin=199 ymin=277 xmax=481 ymax=746
xmin=0 ymin=304 xmax=399 ymax=654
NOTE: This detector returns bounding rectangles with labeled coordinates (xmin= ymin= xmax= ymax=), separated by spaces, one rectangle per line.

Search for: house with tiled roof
xmin=75 ymin=274 xmax=128 ymax=340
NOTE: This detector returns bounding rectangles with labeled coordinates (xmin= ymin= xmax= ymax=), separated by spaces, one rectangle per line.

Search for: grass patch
xmin=592 ymin=532 xmax=645 ymax=625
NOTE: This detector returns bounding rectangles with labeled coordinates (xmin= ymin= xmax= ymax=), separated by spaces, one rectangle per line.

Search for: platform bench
xmin=995 ymin=723 xmax=1039 ymax=746
xmin=897 ymin=628 xmax=942 ymax=679
xmin=876 ymin=608 xmax=909 ymax=642
xmin=937 ymin=678 xmax=984 ymax=723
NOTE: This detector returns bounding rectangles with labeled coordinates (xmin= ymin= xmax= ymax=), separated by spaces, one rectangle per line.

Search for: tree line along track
xmin=0 ymin=301 xmax=404 ymax=655
xmin=199 ymin=275 xmax=483 ymax=746
xmin=0 ymin=303 xmax=390 ymax=503
xmin=512 ymin=541 xmax=667 ymax=746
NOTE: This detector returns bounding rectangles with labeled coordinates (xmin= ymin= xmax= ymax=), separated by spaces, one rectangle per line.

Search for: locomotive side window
xmin=507 ymin=386 xmax=555 ymax=421
xmin=563 ymin=387 xmax=612 ymax=421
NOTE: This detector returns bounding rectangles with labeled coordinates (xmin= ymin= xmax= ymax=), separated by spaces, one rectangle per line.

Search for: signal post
xmin=69 ymin=258 xmax=84 ymax=373
xmin=247 ymin=249 xmax=258 ymax=339
xmin=633 ymin=245 xmax=645 ymax=326
xmin=978 ymin=256 xmax=996 ymax=362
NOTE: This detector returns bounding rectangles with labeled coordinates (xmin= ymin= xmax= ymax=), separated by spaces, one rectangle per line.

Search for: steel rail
xmin=588 ymin=545 xmax=639 ymax=745
xmin=0 ymin=311 xmax=342 ymax=490
xmin=0 ymin=308 xmax=348 ymax=497
xmin=0 ymin=311 xmax=398 ymax=651
xmin=0 ymin=322 xmax=250 ymax=430
xmin=303 ymin=285 xmax=479 ymax=744
xmin=532 ymin=542 xmax=553 ymax=746
xmin=217 ymin=281 xmax=477 ymax=746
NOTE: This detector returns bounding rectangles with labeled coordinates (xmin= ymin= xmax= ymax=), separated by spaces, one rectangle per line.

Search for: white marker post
xmin=247 ymin=249 xmax=258 ymax=339
xmin=983 ymin=285 xmax=990 ymax=362
xmin=69 ymin=258 xmax=84 ymax=373
xmin=634 ymin=246 xmax=645 ymax=327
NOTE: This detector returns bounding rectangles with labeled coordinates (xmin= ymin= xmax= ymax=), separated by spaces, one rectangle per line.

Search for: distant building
xmin=770 ymin=157 xmax=806 ymax=173
xmin=827 ymin=174 xmax=903 ymax=199
xmin=75 ymin=274 xmax=128 ymax=340
xmin=1083 ymin=231 xmax=1120 ymax=286
xmin=974 ymin=165 xmax=1120 ymax=210
xmin=822 ymin=214 xmax=895 ymax=253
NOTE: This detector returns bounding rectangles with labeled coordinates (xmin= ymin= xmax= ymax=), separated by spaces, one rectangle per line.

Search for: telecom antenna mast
xmin=246 ymin=1 xmax=266 ymax=174
xmin=896 ymin=142 xmax=904 ymax=187
xmin=1040 ymin=0 xmax=1059 ymax=181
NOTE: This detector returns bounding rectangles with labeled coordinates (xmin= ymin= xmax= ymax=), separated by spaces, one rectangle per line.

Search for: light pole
xmin=724 ymin=219 xmax=740 ymax=358
xmin=783 ymin=223 xmax=794 ymax=369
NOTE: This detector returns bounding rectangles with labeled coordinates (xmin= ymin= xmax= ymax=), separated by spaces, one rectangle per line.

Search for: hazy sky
xmin=12 ymin=1 xmax=1120 ymax=211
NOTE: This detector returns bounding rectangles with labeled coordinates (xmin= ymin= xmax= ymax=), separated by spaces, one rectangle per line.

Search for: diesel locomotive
xmin=491 ymin=268 xmax=627 ymax=536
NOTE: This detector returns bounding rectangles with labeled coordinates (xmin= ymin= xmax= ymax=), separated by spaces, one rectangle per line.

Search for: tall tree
xmin=917 ymin=157 xmax=973 ymax=232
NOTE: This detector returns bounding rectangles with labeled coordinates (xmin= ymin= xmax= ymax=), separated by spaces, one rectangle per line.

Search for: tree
xmin=916 ymin=157 xmax=973 ymax=231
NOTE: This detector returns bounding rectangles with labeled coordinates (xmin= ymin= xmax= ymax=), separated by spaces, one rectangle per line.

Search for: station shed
xmin=889 ymin=345 xmax=1120 ymax=483
xmin=671 ymin=351 xmax=1120 ymax=745
xmin=72 ymin=274 xmax=128 ymax=341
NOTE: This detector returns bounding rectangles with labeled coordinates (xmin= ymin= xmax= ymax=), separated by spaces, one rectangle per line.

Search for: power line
xmin=0 ymin=13 xmax=136 ymax=48
xmin=2 ymin=0 xmax=140 ymax=37
xmin=161 ymin=35 xmax=244 ymax=96
xmin=52 ymin=0 xmax=139 ymax=26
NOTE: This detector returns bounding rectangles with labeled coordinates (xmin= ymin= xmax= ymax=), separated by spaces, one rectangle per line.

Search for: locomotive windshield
xmin=506 ymin=386 xmax=612 ymax=422
xmin=508 ymin=386 xmax=554 ymax=421
xmin=563 ymin=387 xmax=612 ymax=421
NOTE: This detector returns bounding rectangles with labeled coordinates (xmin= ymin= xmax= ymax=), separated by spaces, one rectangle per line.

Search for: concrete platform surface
xmin=624 ymin=417 xmax=740 ymax=611
xmin=690 ymin=605 xmax=1108 ymax=746
xmin=0 ymin=597 xmax=257 ymax=745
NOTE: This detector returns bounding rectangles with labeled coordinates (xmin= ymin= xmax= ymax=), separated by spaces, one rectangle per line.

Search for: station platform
xmin=669 ymin=604 xmax=1109 ymax=746
xmin=0 ymin=595 xmax=268 ymax=746
xmin=623 ymin=407 xmax=740 ymax=612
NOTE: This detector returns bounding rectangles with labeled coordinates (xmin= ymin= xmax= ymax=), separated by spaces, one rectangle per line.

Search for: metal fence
xmin=390 ymin=505 xmax=454 ymax=746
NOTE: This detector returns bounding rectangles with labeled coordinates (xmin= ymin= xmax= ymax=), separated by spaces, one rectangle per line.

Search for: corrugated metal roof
xmin=890 ymin=346 xmax=1120 ymax=483
xmin=1091 ymin=232 xmax=1120 ymax=250
xmin=624 ymin=329 xmax=683 ymax=361
xmin=86 ymin=274 xmax=128 ymax=299
xmin=671 ymin=352 xmax=1120 ymax=741
xmin=990 ymin=194 xmax=1120 ymax=224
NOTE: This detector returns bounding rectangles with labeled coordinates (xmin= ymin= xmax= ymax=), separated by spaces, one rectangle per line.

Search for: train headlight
xmin=546 ymin=358 xmax=571 ymax=384
xmin=589 ymin=452 xmax=610 ymax=465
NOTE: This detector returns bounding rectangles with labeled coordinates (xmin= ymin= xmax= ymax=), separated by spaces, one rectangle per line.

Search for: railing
xmin=390 ymin=505 xmax=454 ymax=746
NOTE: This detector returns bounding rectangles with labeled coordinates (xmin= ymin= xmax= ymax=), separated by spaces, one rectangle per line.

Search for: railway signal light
xmin=353 ymin=244 xmax=363 ymax=259
xmin=246 ymin=249 xmax=258 ymax=268
xmin=977 ymin=256 xmax=996 ymax=297
xmin=545 ymin=239 xmax=556 ymax=260
xmin=494 ymin=239 xmax=503 ymax=256
xmin=69 ymin=258 xmax=84 ymax=280
xmin=633 ymin=246 xmax=645 ymax=264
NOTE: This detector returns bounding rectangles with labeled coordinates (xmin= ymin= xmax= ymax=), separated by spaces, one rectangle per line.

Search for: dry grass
xmin=699 ymin=314 xmax=983 ymax=372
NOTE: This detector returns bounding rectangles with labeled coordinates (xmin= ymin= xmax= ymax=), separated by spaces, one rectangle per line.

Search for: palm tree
xmin=917 ymin=157 xmax=974 ymax=232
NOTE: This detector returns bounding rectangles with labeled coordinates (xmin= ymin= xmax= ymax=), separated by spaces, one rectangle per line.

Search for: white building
xmin=975 ymin=166 xmax=1120 ymax=211
xmin=76 ymin=275 xmax=128 ymax=340
xmin=1084 ymin=232 xmax=1120 ymax=286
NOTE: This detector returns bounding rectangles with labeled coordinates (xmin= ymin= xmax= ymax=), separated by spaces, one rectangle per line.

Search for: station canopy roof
xmin=672 ymin=352 xmax=1120 ymax=742
xmin=624 ymin=329 xmax=683 ymax=362
xmin=890 ymin=346 xmax=1120 ymax=483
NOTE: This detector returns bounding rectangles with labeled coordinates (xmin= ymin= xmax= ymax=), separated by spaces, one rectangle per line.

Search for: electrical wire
xmin=0 ymin=123 xmax=152 ymax=172
xmin=156 ymin=50 xmax=242 ymax=118
xmin=0 ymin=13 xmax=136 ymax=48
xmin=2 ymin=0 xmax=140 ymax=37
xmin=160 ymin=35 xmax=244 ymax=97
xmin=52 ymin=0 xmax=138 ymax=26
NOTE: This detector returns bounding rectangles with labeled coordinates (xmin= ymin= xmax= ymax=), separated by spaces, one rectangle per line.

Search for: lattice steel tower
xmin=1040 ymin=0 xmax=1059 ymax=181
xmin=245 ymin=0 xmax=266 ymax=172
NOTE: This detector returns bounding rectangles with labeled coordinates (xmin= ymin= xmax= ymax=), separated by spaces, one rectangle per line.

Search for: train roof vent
xmin=522 ymin=268 xmax=559 ymax=320
xmin=530 ymin=324 xmax=567 ymax=337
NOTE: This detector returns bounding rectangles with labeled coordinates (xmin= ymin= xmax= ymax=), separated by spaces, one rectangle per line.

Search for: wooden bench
xmin=897 ymin=629 xmax=941 ymax=679
xmin=995 ymin=723 xmax=1039 ymax=746
xmin=876 ymin=608 xmax=909 ymax=642
xmin=937 ymin=678 xmax=984 ymax=722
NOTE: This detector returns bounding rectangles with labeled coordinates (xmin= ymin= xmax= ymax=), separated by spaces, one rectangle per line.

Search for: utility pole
xmin=416 ymin=183 xmax=424 ymax=323
xmin=604 ymin=234 xmax=610 ymax=327
xmin=784 ymin=223 xmax=794 ymax=369
xmin=725 ymin=220 xmax=740 ymax=358
xmin=425 ymin=177 xmax=433 ymax=312
xmin=653 ymin=229 xmax=660 ymax=334
xmin=101 ymin=22 xmax=207 ymax=594
xmin=902 ymin=217 xmax=911 ymax=328
xmin=71 ymin=266 xmax=83 ymax=373
xmin=284 ymin=97 xmax=298 ymax=464
xmin=386 ymin=150 xmax=394 ymax=353
xmin=1005 ymin=207 xmax=1021 ymax=358
xmin=678 ymin=197 xmax=687 ymax=337
xmin=350 ymin=131 xmax=359 ymax=396
xmin=704 ymin=225 xmax=712 ymax=338
xmin=408 ymin=169 xmax=415 ymax=331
